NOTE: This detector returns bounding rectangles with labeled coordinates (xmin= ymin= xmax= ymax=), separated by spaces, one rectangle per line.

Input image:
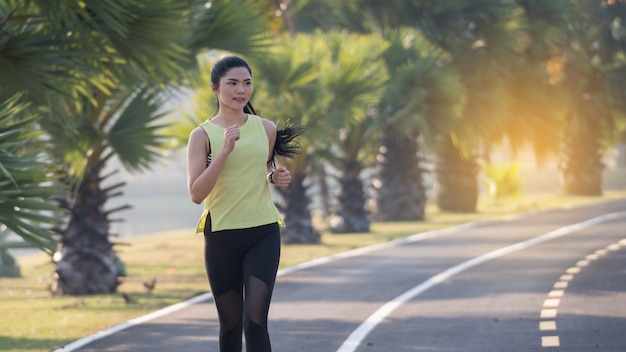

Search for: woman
xmin=187 ymin=55 xmax=300 ymax=351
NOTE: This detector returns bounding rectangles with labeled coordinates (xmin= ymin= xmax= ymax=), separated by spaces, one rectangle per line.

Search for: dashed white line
xmin=540 ymin=321 xmax=557 ymax=331
xmin=542 ymin=336 xmax=560 ymax=347
xmin=543 ymin=298 xmax=561 ymax=308
xmin=566 ymin=267 xmax=581 ymax=274
xmin=554 ymin=281 xmax=569 ymax=289
xmin=539 ymin=235 xmax=626 ymax=349
xmin=541 ymin=309 xmax=558 ymax=319
xmin=559 ymin=274 xmax=573 ymax=281
xmin=336 ymin=211 xmax=626 ymax=352
xmin=548 ymin=290 xmax=564 ymax=298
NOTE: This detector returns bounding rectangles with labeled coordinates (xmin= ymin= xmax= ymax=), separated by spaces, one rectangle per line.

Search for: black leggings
xmin=204 ymin=215 xmax=281 ymax=352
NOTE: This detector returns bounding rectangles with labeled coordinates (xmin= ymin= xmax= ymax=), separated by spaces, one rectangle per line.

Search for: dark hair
xmin=274 ymin=124 xmax=306 ymax=160
xmin=211 ymin=55 xmax=256 ymax=115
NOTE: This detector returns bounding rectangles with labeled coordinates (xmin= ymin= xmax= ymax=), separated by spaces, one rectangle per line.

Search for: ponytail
xmin=272 ymin=123 xmax=305 ymax=160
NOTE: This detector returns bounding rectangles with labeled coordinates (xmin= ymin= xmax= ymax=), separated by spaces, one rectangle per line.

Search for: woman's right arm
xmin=186 ymin=127 xmax=228 ymax=204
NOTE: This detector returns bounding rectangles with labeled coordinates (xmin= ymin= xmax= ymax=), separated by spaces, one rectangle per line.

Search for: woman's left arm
xmin=262 ymin=119 xmax=291 ymax=188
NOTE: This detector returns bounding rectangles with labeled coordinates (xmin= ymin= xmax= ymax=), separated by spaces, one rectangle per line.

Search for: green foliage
xmin=377 ymin=27 xmax=463 ymax=146
xmin=320 ymin=31 xmax=389 ymax=129
xmin=253 ymin=33 xmax=325 ymax=123
xmin=189 ymin=0 xmax=270 ymax=55
xmin=108 ymin=88 xmax=171 ymax=172
xmin=0 ymin=95 xmax=64 ymax=254
xmin=554 ymin=0 xmax=626 ymax=195
xmin=312 ymin=31 xmax=389 ymax=171
xmin=483 ymin=162 xmax=522 ymax=199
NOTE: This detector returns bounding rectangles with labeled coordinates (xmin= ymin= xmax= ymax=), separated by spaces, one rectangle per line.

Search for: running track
xmin=53 ymin=199 xmax=626 ymax=351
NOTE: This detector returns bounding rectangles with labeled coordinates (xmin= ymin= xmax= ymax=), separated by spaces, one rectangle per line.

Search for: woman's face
xmin=214 ymin=66 xmax=253 ymax=112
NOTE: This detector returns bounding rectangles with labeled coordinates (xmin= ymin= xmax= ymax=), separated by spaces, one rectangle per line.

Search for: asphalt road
xmin=54 ymin=199 xmax=626 ymax=352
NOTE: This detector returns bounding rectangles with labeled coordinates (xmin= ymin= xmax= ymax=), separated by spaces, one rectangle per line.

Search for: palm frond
xmin=190 ymin=0 xmax=270 ymax=56
xmin=108 ymin=88 xmax=170 ymax=172
xmin=320 ymin=31 xmax=389 ymax=128
xmin=0 ymin=95 xmax=63 ymax=254
xmin=0 ymin=13 xmax=114 ymax=101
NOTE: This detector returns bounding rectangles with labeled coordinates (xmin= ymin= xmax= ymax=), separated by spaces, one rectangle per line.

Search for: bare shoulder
xmin=189 ymin=126 xmax=209 ymax=148
xmin=261 ymin=118 xmax=277 ymax=132
xmin=261 ymin=118 xmax=277 ymax=138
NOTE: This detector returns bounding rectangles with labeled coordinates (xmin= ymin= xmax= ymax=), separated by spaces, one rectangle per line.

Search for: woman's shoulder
xmin=189 ymin=126 xmax=209 ymax=142
xmin=253 ymin=115 xmax=276 ymax=130
xmin=190 ymin=125 xmax=206 ymax=136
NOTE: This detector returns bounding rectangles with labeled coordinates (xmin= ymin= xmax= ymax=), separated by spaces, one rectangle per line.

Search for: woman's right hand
xmin=222 ymin=124 xmax=240 ymax=154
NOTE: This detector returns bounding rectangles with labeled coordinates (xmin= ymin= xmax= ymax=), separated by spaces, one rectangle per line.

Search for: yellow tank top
xmin=195 ymin=114 xmax=281 ymax=233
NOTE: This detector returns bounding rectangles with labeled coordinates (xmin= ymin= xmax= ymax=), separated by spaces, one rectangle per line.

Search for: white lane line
xmin=51 ymin=217 xmax=488 ymax=351
xmin=540 ymin=321 xmax=557 ymax=331
xmin=542 ymin=336 xmax=560 ymax=347
xmin=548 ymin=290 xmax=564 ymax=298
xmin=541 ymin=309 xmax=558 ymax=319
xmin=576 ymin=260 xmax=590 ymax=267
xmin=559 ymin=274 xmax=573 ymax=281
xmin=607 ymin=243 xmax=621 ymax=251
xmin=539 ymin=235 xmax=626 ymax=349
xmin=336 ymin=211 xmax=626 ymax=352
xmin=543 ymin=298 xmax=561 ymax=308
xmin=566 ymin=267 xmax=581 ymax=274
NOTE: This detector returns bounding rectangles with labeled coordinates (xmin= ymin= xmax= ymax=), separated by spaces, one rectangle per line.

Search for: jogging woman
xmin=186 ymin=55 xmax=300 ymax=352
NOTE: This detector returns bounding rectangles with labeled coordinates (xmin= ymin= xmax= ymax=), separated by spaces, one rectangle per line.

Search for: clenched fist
xmin=270 ymin=166 xmax=291 ymax=188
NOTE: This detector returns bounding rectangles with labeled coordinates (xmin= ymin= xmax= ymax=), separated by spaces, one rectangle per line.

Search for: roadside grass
xmin=1 ymin=191 xmax=625 ymax=352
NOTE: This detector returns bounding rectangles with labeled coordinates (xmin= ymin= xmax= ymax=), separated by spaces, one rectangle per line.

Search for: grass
xmin=1 ymin=191 xmax=626 ymax=352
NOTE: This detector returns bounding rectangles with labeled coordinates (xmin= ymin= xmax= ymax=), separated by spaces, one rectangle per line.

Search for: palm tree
xmin=372 ymin=27 xmax=463 ymax=221
xmin=1 ymin=0 xmax=272 ymax=295
xmin=501 ymin=1 xmax=570 ymax=163
xmin=556 ymin=0 xmax=626 ymax=195
xmin=412 ymin=0 xmax=522 ymax=212
xmin=316 ymin=0 xmax=544 ymax=213
xmin=319 ymin=31 xmax=389 ymax=233
xmin=252 ymin=34 xmax=327 ymax=243
xmin=46 ymin=86 xmax=175 ymax=295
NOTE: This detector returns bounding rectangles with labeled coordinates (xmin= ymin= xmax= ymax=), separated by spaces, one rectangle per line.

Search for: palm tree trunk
xmin=436 ymin=136 xmax=479 ymax=213
xmin=279 ymin=172 xmax=320 ymax=244
xmin=330 ymin=161 xmax=370 ymax=233
xmin=51 ymin=164 xmax=125 ymax=295
xmin=558 ymin=114 xmax=604 ymax=196
xmin=317 ymin=163 xmax=331 ymax=218
xmin=374 ymin=131 xmax=426 ymax=221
